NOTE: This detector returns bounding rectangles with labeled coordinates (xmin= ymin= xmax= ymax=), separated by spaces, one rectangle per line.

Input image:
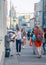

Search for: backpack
xmin=31 ymin=34 xmax=36 ymax=41
xmin=27 ymin=32 xmax=30 ymax=37
xmin=36 ymin=33 xmax=43 ymax=42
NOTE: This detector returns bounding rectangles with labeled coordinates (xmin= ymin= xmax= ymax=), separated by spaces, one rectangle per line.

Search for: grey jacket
xmin=5 ymin=35 xmax=11 ymax=49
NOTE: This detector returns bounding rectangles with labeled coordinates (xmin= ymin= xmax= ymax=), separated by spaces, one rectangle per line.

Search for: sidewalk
xmin=4 ymin=40 xmax=46 ymax=65
xmin=4 ymin=46 xmax=46 ymax=65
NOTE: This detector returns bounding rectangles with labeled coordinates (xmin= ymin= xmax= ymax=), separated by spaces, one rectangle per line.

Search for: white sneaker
xmin=19 ymin=52 xmax=21 ymax=55
xmin=22 ymin=46 xmax=25 ymax=49
xmin=16 ymin=52 xmax=19 ymax=55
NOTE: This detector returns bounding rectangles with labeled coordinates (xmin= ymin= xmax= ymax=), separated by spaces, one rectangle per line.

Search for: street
xmin=0 ymin=0 xmax=46 ymax=65
xmin=4 ymin=41 xmax=46 ymax=65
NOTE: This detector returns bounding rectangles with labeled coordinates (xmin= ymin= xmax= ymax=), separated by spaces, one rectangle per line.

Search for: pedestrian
xmin=9 ymin=33 xmax=15 ymax=56
xmin=43 ymin=28 xmax=46 ymax=54
xmin=5 ymin=33 xmax=11 ymax=57
xmin=21 ymin=28 xmax=24 ymax=45
xmin=27 ymin=30 xmax=31 ymax=40
xmin=31 ymin=28 xmax=36 ymax=55
xmin=22 ymin=28 xmax=26 ymax=48
xmin=34 ymin=25 xmax=43 ymax=58
xmin=16 ymin=28 xmax=22 ymax=55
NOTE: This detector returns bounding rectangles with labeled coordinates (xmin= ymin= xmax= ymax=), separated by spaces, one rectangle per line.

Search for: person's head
xmin=23 ymin=28 xmax=25 ymax=32
xmin=9 ymin=33 xmax=13 ymax=37
xmin=21 ymin=28 xmax=23 ymax=32
xmin=16 ymin=28 xmax=20 ymax=32
xmin=35 ymin=25 xmax=39 ymax=31
xmin=44 ymin=28 xmax=46 ymax=32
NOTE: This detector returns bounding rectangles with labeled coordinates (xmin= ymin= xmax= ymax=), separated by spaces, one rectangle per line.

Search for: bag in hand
xmin=29 ymin=38 xmax=32 ymax=46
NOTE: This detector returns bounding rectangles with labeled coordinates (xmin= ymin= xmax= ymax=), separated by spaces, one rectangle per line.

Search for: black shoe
xmin=33 ymin=52 xmax=36 ymax=55
xmin=43 ymin=52 xmax=46 ymax=55
xmin=38 ymin=56 xmax=42 ymax=58
xmin=11 ymin=55 xmax=13 ymax=56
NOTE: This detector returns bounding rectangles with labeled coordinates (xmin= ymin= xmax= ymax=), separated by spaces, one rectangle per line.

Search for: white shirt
xmin=16 ymin=31 xmax=21 ymax=40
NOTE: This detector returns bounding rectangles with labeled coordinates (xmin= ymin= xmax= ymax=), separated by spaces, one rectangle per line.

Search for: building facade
xmin=10 ymin=6 xmax=16 ymax=18
xmin=9 ymin=6 xmax=16 ymax=29
xmin=30 ymin=18 xmax=35 ymax=29
xmin=34 ymin=1 xmax=43 ymax=28
xmin=42 ymin=0 xmax=46 ymax=28
xmin=34 ymin=0 xmax=46 ymax=28
xmin=0 ymin=0 xmax=7 ymax=65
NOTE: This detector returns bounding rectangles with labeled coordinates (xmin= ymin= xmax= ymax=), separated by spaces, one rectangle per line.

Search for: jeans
xmin=32 ymin=42 xmax=36 ymax=54
xmin=43 ymin=39 xmax=46 ymax=52
xmin=16 ymin=39 xmax=21 ymax=52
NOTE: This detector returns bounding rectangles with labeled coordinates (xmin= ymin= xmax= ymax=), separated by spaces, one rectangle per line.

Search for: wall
xmin=30 ymin=19 xmax=34 ymax=29
xmin=0 ymin=0 xmax=7 ymax=65
xmin=34 ymin=1 xmax=43 ymax=28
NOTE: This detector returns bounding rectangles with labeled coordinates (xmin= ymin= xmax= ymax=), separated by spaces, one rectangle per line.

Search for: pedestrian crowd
xmin=5 ymin=25 xmax=46 ymax=58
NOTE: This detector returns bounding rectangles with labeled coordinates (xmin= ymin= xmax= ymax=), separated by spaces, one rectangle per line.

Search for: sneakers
xmin=16 ymin=52 xmax=19 ymax=55
xmin=22 ymin=46 xmax=25 ymax=49
xmin=33 ymin=52 xmax=36 ymax=55
xmin=38 ymin=55 xmax=42 ymax=58
xmin=19 ymin=52 xmax=21 ymax=56
xmin=16 ymin=52 xmax=21 ymax=56
xmin=43 ymin=52 xmax=46 ymax=55
xmin=11 ymin=55 xmax=13 ymax=56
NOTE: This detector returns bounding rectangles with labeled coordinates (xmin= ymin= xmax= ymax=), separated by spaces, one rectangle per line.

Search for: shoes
xmin=33 ymin=52 xmax=36 ymax=55
xmin=19 ymin=52 xmax=21 ymax=56
xmin=38 ymin=55 xmax=42 ymax=58
xmin=11 ymin=55 xmax=13 ymax=56
xmin=22 ymin=46 xmax=25 ymax=49
xmin=16 ymin=52 xmax=21 ymax=56
xmin=43 ymin=52 xmax=46 ymax=55
xmin=16 ymin=52 xmax=19 ymax=55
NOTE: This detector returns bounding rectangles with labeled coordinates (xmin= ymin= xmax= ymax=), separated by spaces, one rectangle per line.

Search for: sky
xmin=7 ymin=0 xmax=40 ymax=15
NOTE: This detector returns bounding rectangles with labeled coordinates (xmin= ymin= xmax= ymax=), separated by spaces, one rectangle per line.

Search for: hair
xmin=16 ymin=28 xmax=20 ymax=31
xmin=44 ymin=28 xmax=46 ymax=32
xmin=35 ymin=25 xmax=39 ymax=29
xmin=21 ymin=28 xmax=23 ymax=32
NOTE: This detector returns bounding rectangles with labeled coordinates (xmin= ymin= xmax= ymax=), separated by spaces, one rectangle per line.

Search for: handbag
xmin=31 ymin=34 xmax=36 ymax=41
xmin=29 ymin=38 xmax=32 ymax=46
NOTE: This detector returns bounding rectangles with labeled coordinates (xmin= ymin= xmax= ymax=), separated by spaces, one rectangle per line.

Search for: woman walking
xmin=43 ymin=28 xmax=46 ymax=54
xmin=34 ymin=25 xmax=43 ymax=58
xmin=16 ymin=28 xmax=22 ymax=55
xmin=21 ymin=28 xmax=26 ymax=48
xmin=31 ymin=28 xmax=36 ymax=55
